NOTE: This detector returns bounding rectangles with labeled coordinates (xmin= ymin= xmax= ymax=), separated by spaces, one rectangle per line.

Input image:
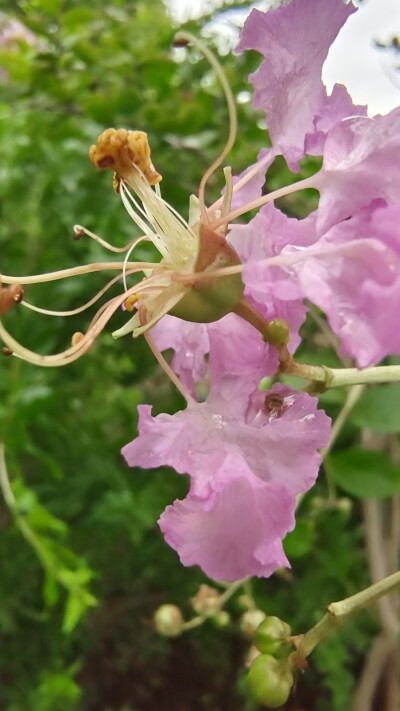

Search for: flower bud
xmin=190 ymin=584 xmax=221 ymax=617
xmin=153 ymin=604 xmax=184 ymax=637
xmin=254 ymin=616 xmax=292 ymax=658
xmin=246 ymin=654 xmax=293 ymax=708
xmin=212 ymin=610 xmax=231 ymax=628
xmin=240 ymin=609 xmax=266 ymax=639
xmin=263 ymin=318 xmax=290 ymax=347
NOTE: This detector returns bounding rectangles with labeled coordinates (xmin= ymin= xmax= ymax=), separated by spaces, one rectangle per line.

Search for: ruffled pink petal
xmin=207 ymin=313 xmax=277 ymax=387
xmin=122 ymin=382 xmax=331 ymax=498
xmin=318 ymin=109 xmax=400 ymax=231
xmin=159 ymin=458 xmax=294 ymax=581
xmin=151 ymin=316 xmax=209 ymax=394
xmin=291 ymin=202 xmax=400 ymax=366
xmin=237 ymin=0 xmax=357 ymax=169
xmin=229 ymin=204 xmax=311 ymax=350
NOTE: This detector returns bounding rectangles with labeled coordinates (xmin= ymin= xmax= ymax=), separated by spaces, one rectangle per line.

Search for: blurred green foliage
xmin=0 ymin=1 xmax=396 ymax=710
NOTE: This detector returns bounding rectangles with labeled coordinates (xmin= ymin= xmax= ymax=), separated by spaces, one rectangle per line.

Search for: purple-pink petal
xmin=318 ymin=109 xmax=400 ymax=231
xmin=237 ymin=0 xmax=357 ymax=169
xmin=159 ymin=457 xmax=294 ymax=582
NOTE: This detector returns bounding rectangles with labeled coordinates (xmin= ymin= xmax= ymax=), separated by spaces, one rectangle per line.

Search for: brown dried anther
xmin=89 ymin=128 xmax=162 ymax=186
xmin=0 ymin=282 xmax=24 ymax=314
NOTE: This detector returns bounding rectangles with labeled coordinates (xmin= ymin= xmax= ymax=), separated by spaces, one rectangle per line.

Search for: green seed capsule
xmin=254 ymin=616 xmax=292 ymax=658
xmin=246 ymin=654 xmax=293 ymax=708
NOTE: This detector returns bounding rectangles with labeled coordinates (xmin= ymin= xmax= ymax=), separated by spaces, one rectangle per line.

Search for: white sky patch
xmin=164 ymin=0 xmax=400 ymax=115
xmin=323 ymin=0 xmax=400 ymax=116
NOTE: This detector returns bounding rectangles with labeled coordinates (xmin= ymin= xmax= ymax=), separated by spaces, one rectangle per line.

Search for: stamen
xmin=124 ymin=294 xmax=140 ymax=312
xmin=0 ymin=283 xmax=24 ymax=313
xmin=20 ymin=269 xmax=138 ymax=317
xmin=144 ymin=325 xmax=196 ymax=406
xmin=210 ymin=152 xmax=273 ymax=214
xmin=73 ymin=224 xmax=148 ymax=254
xmin=173 ymin=31 xmax=238 ymax=224
xmin=1 ymin=261 xmax=169 ymax=286
xmin=71 ymin=332 xmax=84 ymax=346
xmin=122 ymin=235 xmax=154 ymax=292
xmin=210 ymin=174 xmax=320 ymax=231
xmin=89 ymin=128 xmax=162 ymax=186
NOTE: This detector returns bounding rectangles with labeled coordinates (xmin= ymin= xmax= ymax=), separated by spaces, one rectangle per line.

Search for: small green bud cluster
xmin=246 ymin=616 xmax=294 ymax=708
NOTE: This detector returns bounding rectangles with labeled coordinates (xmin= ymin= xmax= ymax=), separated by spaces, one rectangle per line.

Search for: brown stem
xmin=233 ymin=297 xmax=270 ymax=335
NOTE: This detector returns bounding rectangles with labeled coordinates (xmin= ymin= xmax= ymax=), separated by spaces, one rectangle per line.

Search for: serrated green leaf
xmin=325 ymin=447 xmax=400 ymax=498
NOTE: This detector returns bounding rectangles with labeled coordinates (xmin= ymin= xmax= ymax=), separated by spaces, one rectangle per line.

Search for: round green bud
xmin=154 ymin=604 xmax=184 ymax=637
xmin=246 ymin=654 xmax=293 ymax=708
xmin=254 ymin=616 xmax=292 ymax=658
xmin=212 ymin=611 xmax=231 ymax=628
xmin=263 ymin=318 xmax=290 ymax=348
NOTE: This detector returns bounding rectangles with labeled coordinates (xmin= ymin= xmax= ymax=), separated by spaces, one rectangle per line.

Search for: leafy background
xmin=0 ymin=1 xmax=399 ymax=710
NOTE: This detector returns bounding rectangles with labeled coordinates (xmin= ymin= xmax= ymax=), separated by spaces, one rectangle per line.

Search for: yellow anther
xmin=89 ymin=128 xmax=162 ymax=186
xmin=71 ymin=331 xmax=84 ymax=346
xmin=124 ymin=294 xmax=140 ymax=312
xmin=113 ymin=172 xmax=121 ymax=194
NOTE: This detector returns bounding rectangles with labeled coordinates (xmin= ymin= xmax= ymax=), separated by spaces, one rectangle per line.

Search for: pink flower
xmin=122 ymin=382 xmax=331 ymax=580
xmin=237 ymin=0 xmax=363 ymax=170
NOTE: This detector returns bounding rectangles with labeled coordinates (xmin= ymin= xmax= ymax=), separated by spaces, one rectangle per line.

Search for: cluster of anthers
xmin=0 ymin=32 xmax=290 ymax=394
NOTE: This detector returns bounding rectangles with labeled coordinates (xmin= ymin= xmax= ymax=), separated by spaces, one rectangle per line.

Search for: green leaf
xmin=43 ymin=572 xmax=59 ymax=607
xmin=62 ymin=589 xmax=97 ymax=633
xmin=325 ymin=447 xmax=400 ymax=498
xmin=349 ymin=385 xmax=400 ymax=433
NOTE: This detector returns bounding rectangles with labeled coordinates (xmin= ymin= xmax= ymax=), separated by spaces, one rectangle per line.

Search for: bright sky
xmin=163 ymin=0 xmax=400 ymax=116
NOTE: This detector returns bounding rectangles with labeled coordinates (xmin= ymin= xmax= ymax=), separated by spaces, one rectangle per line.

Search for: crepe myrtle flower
xmin=0 ymin=20 xmax=338 ymax=581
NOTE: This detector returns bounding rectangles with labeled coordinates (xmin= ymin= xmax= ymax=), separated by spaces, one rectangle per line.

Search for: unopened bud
xmin=246 ymin=654 xmax=293 ymax=708
xmin=191 ymin=584 xmax=221 ymax=617
xmin=263 ymin=318 xmax=290 ymax=348
xmin=240 ymin=609 xmax=266 ymax=639
xmin=255 ymin=616 xmax=292 ymax=658
xmin=154 ymin=604 xmax=184 ymax=637
xmin=212 ymin=611 xmax=231 ymax=628
xmin=337 ymin=497 xmax=352 ymax=513
xmin=2 ymin=347 xmax=13 ymax=356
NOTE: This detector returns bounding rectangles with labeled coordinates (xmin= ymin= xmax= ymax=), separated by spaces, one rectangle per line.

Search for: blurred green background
xmin=0 ymin=1 xmax=399 ymax=709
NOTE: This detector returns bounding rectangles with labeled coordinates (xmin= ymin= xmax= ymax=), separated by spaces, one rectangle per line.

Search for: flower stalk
xmin=293 ymin=570 xmax=400 ymax=660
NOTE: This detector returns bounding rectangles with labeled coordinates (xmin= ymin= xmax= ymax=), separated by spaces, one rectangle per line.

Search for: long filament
xmin=21 ymin=269 xmax=138 ymax=318
xmin=174 ymin=31 xmax=238 ymax=223
xmin=144 ymin=325 xmax=196 ymax=405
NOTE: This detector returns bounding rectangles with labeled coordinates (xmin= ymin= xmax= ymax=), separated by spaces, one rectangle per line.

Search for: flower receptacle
xmin=170 ymin=224 xmax=244 ymax=323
